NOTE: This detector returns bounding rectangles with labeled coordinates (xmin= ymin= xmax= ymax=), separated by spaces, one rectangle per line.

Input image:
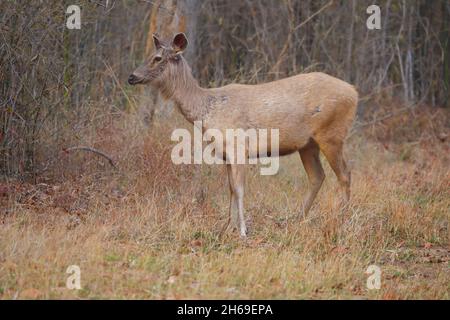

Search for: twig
xmin=64 ymin=146 xmax=117 ymax=168
xmin=293 ymin=0 xmax=334 ymax=32
xmin=270 ymin=0 xmax=334 ymax=76
xmin=137 ymin=0 xmax=176 ymax=14
xmin=347 ymin=103 xmax=417 ymax=139
xmin=103 ymin=60 xmax=137 ymax=111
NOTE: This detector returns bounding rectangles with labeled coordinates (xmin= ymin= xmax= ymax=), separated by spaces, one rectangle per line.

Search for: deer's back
xmin=205 ymin=72 xmax=358 ymax=153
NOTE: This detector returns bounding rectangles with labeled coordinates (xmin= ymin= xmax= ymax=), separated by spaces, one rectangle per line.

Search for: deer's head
xmin=128 ymin=33 xmax=188 ymax=86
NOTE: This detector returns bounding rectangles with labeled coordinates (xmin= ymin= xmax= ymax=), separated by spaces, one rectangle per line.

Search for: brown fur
xmin=129 ymin=33 xmax=358 ymax=237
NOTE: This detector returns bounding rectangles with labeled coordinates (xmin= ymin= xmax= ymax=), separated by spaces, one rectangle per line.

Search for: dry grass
xmin=0 ymin=105 xmax=449 ymax=300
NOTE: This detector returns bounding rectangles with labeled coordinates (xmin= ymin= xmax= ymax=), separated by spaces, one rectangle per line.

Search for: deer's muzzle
xmin=128 ymin=74 xmax=141 ymax=85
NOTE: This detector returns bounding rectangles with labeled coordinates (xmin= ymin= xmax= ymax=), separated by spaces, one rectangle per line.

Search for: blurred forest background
xmin=1 ymin=1 xmax=449 ymax=300
xmin=0 ymin=0 xmax=449 ymax=177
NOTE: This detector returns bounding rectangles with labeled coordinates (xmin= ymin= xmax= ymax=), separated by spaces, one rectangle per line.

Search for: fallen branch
xmin=63 ymin=146 xmax=117 ymax=169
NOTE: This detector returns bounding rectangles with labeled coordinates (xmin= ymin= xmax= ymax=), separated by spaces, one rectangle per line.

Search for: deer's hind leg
xmin=317 ymin=139 xmax=351 ymax=202
xmin=298 ymin=141 xmax=325 ymax=218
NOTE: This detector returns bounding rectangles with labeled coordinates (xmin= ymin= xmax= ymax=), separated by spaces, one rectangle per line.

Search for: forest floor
xmin=0 ymin=106 xmax=449 ymax=299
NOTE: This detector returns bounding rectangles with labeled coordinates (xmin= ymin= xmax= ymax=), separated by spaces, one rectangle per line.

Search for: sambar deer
xmin=128 ymin=33 xmax=358 ymax=237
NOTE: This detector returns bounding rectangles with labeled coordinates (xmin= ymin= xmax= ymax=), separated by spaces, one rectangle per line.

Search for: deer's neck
xmin=158 ymin=58 xmax=210 ymax=123
xmin=172 ymin=80 xmax=209 ymax=124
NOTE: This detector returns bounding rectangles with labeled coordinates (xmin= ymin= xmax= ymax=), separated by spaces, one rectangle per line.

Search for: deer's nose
xmin=128 ymin=74 xmax=137 ymax=85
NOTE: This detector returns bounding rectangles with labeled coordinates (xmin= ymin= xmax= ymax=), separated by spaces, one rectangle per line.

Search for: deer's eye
xmin=154 ymin=56 xmax=162 ymax=62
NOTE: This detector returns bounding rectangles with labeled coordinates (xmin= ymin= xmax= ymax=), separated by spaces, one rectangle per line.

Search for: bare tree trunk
xmin=345 ymin=0 xmax=355 ymax=82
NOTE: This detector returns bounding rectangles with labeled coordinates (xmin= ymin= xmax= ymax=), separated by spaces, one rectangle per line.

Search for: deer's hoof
xmin=240 ymin=227 xmax=248 ymax=238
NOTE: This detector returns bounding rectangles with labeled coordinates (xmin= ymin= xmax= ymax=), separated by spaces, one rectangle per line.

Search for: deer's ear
xmin=153 ymin=34 xmax=162 ymax=50
xmin=172 ymin=33 xmax=188 ymax=53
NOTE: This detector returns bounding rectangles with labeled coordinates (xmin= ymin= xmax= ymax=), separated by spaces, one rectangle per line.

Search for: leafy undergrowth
xmin=0 ymin=107 xmax=449 ymax=299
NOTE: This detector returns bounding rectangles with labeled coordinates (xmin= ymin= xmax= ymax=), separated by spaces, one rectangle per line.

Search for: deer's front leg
xmin=227 ymin=164 xmax=247 ymax=237
xmin=224 ymin=164 xmax=238 ymax=232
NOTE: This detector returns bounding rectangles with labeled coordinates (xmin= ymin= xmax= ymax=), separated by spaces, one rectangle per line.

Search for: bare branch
xmin=63 ymin=146 xmax=117 ymax=169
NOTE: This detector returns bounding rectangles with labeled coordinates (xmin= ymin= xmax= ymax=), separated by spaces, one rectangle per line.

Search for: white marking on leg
xmin=236 ymin=187 xmax=247 ymax=237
